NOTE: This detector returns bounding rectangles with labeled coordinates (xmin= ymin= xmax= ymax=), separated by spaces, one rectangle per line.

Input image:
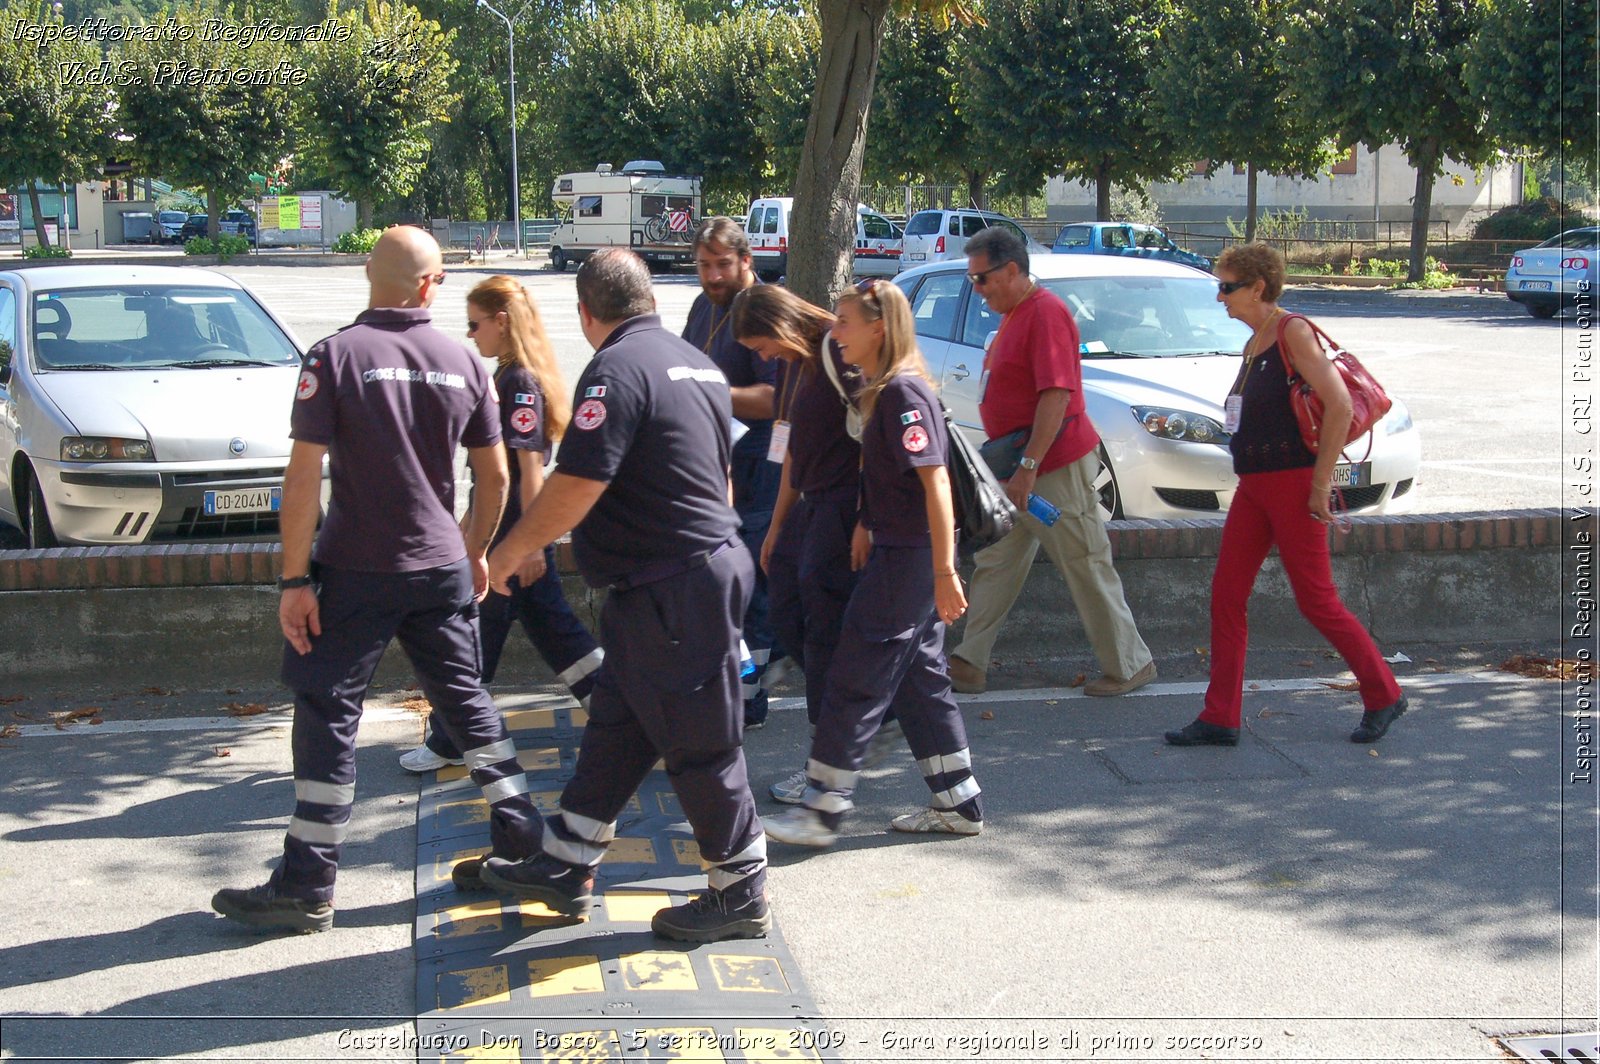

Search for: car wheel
xmin=549 ymin=246 xmax=567 ymax=272
xmin=1093 ymin=444 xmax=1122 ymax=521
xmin=1528 ymin=302 xmax=1557 ymax=319
xmin=24 ymin=472 xmax=59 ymax=549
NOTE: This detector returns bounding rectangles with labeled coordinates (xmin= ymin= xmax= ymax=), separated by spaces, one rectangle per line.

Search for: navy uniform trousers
xmin=765 ymin=490 xmax=859 ymax=725
xmin=801 ymin=545 xmax=983 ymax=827
xmin=731 ymin=439 xmax=784 ymax=724
xmin=274 ymin=560 xmax=543 ymax=902
xmin=421 ymin=543 xmax=604 ymax=760
xmin=539 ymin=543 xmax=768 ymax=903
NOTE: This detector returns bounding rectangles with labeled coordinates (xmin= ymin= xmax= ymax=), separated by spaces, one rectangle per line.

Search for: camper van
xmin=744 ymin=197 xmax=903 ymax=281
xmin=547 ymin=161 xmax=704 ymax=273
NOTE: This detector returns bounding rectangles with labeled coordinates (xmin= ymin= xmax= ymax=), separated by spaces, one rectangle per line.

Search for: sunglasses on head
xmin=854 ymin=278 xmax=881 ymax=299
xmin=1217 ymin=279 xmax=1253 ymax=295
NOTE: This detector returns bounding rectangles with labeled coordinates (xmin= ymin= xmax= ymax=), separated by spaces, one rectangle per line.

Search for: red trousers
xmin=1201 ymin=467 xmax=1401 ymax=728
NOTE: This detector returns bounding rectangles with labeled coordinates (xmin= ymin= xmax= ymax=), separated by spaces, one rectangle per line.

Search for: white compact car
xmin=0 ymin=264 xmax=308 ymax=546
xmin=893 ymin=255 xmax=1422 ymax=520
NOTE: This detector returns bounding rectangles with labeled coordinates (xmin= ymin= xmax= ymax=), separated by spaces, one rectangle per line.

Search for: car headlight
xmin=1132 ymin=406 xmax=1229 ymax=445
xmin=1383 ymin=405 xmax=1414 ymax=435
xmin=60 ymin=436 xmax=155 ymax=461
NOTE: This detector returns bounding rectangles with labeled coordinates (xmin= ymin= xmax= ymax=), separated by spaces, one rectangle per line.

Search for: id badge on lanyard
xmin=1224 ymin=395 xmax=1242 ymax=434
xmin=767 ymin=419 xmax=790 ymax=463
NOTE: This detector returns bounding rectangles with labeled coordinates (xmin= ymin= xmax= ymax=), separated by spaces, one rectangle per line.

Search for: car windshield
xmin=30 ymin=285 xmax=300 ymax=371
xmin=905 ymin=212 xmax=942 ymax=237
xmin=1042 ymin=275 xmax=1251 ymax=358
xmin=1054 ymin=225 xmax=1093 ymax=247
xmin=1538 ymin=228 xmax=1600 ymax=251
xmin=160 ymin=211 xmax=188 ymax=224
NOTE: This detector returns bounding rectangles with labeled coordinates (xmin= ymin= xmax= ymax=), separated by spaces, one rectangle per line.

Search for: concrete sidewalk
xmin=0 ymin=665 xmax=1591 ymax=1062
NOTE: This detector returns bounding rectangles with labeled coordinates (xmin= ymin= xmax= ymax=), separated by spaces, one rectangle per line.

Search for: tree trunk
xmin=359 ymin=199 xmax=374 ymax=229
xmin=1095 ymin=158 xmax=1112 ymax=221
xmin=1245 ymin=162 xmax=1258 ymax=243
xmin=966 ymin=169 xmax=987 ymax=210
xmin=1407 ymin=137 xmax=1439 ymax=282
xmin=26 ymin=185 xmax=50 ymax=249
xmin=787 ymin=0 xmax=891 ymax=306
xmin=207 ymin=189 xmax=221 ymax=240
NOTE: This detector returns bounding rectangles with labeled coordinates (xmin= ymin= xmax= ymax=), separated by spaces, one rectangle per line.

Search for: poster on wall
xmin=299 ymin=196 xmax=321 ymax=230
xmin=0 ymin=194 xmax=17 ymax=244
xmin=260 ymin=199 xmax=279 ymax=229
xmin=276 ymin=195 xmax=300 ymax=231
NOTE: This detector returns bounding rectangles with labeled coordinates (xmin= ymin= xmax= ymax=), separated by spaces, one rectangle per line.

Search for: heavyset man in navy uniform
xmin=480 ymin=248 xmax=769 ymax=943
xmin=212 ymin=226 xmax=544 ymax=933
xmin=681 ymin=218 xmax=784 ymax=727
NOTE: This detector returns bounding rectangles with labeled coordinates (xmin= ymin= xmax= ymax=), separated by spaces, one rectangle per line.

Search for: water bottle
xmin=1026 ymin=493 xmax=1061 ymax=526
xmin=738 ymin=639 xmax=757 ymax=680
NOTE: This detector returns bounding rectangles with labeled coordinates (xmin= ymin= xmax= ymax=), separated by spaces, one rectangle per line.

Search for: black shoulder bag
xmin=942 ymin=402 xmax=1018 ymax=556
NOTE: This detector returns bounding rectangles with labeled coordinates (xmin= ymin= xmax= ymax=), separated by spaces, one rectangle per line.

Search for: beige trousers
xmin=952 ymin=450 xmax=1152 ymax=680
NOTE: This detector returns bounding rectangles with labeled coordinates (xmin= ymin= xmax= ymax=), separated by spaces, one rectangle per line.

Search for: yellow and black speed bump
xmin=415 ymin=695 xmax=835 ymax=1063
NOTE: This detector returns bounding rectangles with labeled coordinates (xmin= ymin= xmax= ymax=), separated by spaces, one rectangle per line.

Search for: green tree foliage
xmin=1149 ymin=1 xmax=1338 ymax=241
xmin=746 ymin=7 xmax=818 ymax=197
xmin=0 ymin=1 xmax=118 ymax=248
xmin=865 ymin=14 xmax=990 ymax=207
xmin=962 ymin=0 xmax=1186 ymax=224
xmin=1291 ymin=0 xmax=1495 ymax=280
xmin=296 ymin=0 xmax=458 ymax=227
xmin=548 ymin=0 xmax=811 ymax=208
xmin=1466 ymin=0 xmax=1598 ymax=185
xmin=116 ymin=2 xmax=295 ymax=236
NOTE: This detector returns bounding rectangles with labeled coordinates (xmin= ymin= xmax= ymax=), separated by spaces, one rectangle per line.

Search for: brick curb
xmin=0 ymin=510 xmax=1584 ymax=593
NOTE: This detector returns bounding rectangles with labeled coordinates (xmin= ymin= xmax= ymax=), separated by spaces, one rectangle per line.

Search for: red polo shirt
xmin=979 ymin=285 xmax=1099 ymax=473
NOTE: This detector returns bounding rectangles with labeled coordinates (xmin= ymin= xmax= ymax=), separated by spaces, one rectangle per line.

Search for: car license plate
xmin=1331 ymin=462 xmax=1370 ymax=489
xmin=204 ymin=486 xmax=282 ymax=515
xmin=905 ymin=252 xmax=925 ymax=261
xmin=1521 ymin=280 xmax=1552 ymax=291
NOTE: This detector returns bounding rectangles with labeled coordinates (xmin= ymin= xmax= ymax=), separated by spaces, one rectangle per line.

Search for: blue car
xmin=1053 ymin=222 xmax=1212 ymax=272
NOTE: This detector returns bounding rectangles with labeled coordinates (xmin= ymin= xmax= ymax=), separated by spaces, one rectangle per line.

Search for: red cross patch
xmin=902 ymin=425 xmax=929 ymax=453
xmin=296 ymin=371 xmax=319 ymax=401
xmin=510 ymin=406 xmax=538 ymax=435
xmin=574 ymin=398 xmax=607 ymax=431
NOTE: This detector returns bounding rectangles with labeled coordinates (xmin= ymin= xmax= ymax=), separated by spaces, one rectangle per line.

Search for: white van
xmin=744 ymin=197 xmax=902 ymax=281
xmin=900 ymin=207 xmax=1047 ymax=265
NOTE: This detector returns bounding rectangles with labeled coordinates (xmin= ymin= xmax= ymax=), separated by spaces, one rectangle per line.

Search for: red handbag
xmin=1276 ymin=314 xmax=1392 ymax=457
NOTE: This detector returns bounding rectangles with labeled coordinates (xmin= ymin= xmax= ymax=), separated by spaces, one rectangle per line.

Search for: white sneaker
xmin=399 ymin=745 xmax=465 ymax=773
xmin=763 ymin=806 xmax=838 ymax=848
xmin=861 ymin=719 xmax=904 ymax=769
xmin=890 ymin=807 xmax=983 ymax=835
xmin=769 ymin=768 xmax=808 ymax=804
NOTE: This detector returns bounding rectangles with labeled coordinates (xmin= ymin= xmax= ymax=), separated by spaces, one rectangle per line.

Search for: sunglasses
xmin=968 ymin=263 xmax=1007 ymax=286
xmin=854 ymin=278 xmax=881 ymax=299
xmin=425 ymin=272 xmax=446 ymax=286
xmin=466 ymin=319 xmax=481 ymax=334
xmin=1216 ymin=279 xmax=1253 ymax=295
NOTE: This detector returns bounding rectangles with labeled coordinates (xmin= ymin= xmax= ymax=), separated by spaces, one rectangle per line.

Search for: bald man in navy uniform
xmin=212 ymin=226 xmax=543 ymax=933
xmin=479 ymin=248 xmax=769 ymax=943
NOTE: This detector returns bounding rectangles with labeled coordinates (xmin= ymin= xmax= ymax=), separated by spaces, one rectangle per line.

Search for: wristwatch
xmin=1018 ymin=456 xmax=1040 ymax=471
xmin=277 ymin=574 xmax=314 ymax=591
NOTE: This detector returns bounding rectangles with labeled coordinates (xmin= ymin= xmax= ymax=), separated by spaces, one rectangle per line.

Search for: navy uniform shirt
xmin=291 ymin=307 xmax=500 ymax=572
xmin=682 ymin=287 xmax=777 ymax=451
xmin=860 ymin=373 xmax=948 ymax=548
xmin=779 ymin=335 xmax=862 ymax=497
xmin=494 ymin=363 xmax=550 ymax=545
xmin=555 ymin=314 xmax=741 ymax=587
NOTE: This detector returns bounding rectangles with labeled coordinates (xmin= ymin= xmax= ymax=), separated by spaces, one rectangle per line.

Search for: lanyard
xmin=700 ymin=306 xmax=731 ymax=354
xmin=775 ymin=357 xmax=804 ymax=422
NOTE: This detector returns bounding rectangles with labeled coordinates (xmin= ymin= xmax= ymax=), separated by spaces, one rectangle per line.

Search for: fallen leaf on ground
xmin=0 ymin=724 xmax=18 ymax=739
xmin=225 ymin=688 xmax=242 ymax=695
xmin=1498 ymin=655 xmax=1584 ymax=681
xmin=1070 ymin=674 xmax=1086 ymax=687
xmin=1319 ymin=681 xmax=1361 ymax=691
xmin=1294 ymin=660 xmax=1314 ymax=668
xmin=1383 ymin=652 xmax=1411 ymax=664
xmin=1195 ymin=646 xmax=1210 ymax=657
xmin=89 ymin=717 xmax=103 ymax=725
xmin=1424 ymin=658 xmax=1440 ymax=665
xmin=141 ymin=686 xmax=169 ymax=696
xmin=52 ymin=707 xmax=103 ymax=728
xmin=1258 ymin=709 xmax=1274 ymax=718
xmin=1247 ymin=682 xmax=1260 ymax=690
xmin=1368 ymin=749 xmax=1379 ymax=757
xmin=11 ymin=710 xmax=39 ymax=721
xmin=225 ymin=702 xmax=268 ymax=717
xmin=399 ymin=697 xmax=432 ymax=712
xmin=215 ymin=747 xmax=231 ymax=757
xmin=979 ymin=710 xmax=995 ymax=721
xmin=1044 ymin=699 xmax=1059 ymax=705
xmin=0 ymin=695 xmax=26 ymax=705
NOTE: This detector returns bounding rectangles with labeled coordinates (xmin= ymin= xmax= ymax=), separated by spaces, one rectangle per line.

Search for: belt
xmin=608 ymin=537 xmax=738 ymax=593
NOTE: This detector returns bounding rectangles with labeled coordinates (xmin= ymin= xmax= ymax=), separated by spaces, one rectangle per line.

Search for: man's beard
xmin=704 ymin=273 xmax=749 ymax=307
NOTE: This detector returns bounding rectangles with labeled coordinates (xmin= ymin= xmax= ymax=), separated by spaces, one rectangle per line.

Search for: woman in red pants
xmin=1165 ymin=243 xmax=1407 ymax=748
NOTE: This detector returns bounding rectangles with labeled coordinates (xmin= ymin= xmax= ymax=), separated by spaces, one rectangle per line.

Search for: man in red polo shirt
xmin=947 ymin=227 xmax=1155 ymax=696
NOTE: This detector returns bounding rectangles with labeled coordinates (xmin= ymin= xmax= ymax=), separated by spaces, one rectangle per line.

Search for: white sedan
xmin=0 ymin=264 xmax=308 ymax=546
xmin=893 ymin=255 xmax=1422 ymax=520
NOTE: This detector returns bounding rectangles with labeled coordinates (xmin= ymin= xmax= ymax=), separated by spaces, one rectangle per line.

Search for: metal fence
xmin=430 ymin=218 xmax=560 ymax=251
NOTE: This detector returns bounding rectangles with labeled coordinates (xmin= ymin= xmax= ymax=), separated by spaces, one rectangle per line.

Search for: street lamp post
xmin=477 ymin=0 xmax=521 ymax=257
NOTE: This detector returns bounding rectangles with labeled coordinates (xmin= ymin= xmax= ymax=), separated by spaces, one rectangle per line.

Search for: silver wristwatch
xmin=1018 ymin=455 xmax=1040 ymax=471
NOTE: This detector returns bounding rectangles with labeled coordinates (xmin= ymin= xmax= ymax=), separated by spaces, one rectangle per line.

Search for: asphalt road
xmin=210 ymin=262 xmax=1571 ymax=517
